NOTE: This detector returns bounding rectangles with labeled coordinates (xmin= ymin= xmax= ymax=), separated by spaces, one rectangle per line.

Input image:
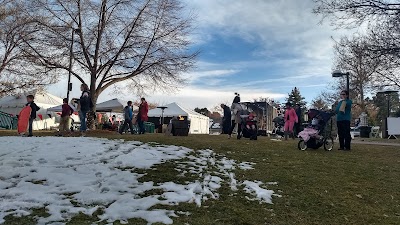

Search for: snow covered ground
xmin=0 ymin=137 xmax=280 ymax=224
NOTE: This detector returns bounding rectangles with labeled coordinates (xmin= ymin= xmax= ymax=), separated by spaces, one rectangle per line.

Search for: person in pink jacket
xmin=284 ymin=102 xmax=298 ymax=140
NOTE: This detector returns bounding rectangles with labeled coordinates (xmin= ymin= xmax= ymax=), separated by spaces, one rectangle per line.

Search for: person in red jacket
xmin=58 ymin=98 xmax=74 ymax=136
xmin=284 ymin=102 xmax=298 ymax=140
xmin=137 ymin=97 xmax=149 ymax=134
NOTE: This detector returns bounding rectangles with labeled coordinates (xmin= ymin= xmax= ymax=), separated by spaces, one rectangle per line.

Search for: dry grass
xmin=1 ymin=130 xmax=399 ymax=225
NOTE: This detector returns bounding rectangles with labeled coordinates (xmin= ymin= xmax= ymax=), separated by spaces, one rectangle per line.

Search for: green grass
xmin=1 ymin=130 xmax=400 ymax=225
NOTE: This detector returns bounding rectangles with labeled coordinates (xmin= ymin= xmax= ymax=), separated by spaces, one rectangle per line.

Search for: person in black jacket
xmin=294 ymin=104 xmax=302 ymax=136
xmin=78 ymin=84 xmax=91 ymax=134
xmin=26 ymin=95 xmax=40 ymax=137
xmin=220 ymin=104 xmax=231 ymax=135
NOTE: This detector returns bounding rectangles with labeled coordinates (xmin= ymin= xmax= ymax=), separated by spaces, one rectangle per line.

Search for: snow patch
xmin=0 ymin=137 xmax=278 ymax=224
xmin=243 ymin=181 xmax=282 ymax=204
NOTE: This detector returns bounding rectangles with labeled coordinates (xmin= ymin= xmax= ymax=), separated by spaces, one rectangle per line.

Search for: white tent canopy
xmin=46 ymin=104 xmax=77 ymax=112
xmin=148 ymin=102 xmax=210 ymax=134
xmin=0 ymin=90 xmax=63 ymax=130
xmin=96 ymin=98 xmax=138 ymax=113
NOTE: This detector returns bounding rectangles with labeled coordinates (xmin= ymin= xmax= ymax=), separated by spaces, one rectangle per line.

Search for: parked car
xmin=350 ymin=127 xmax=360 ymax=137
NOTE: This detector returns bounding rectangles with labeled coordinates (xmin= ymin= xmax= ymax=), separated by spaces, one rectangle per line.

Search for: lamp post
xmin=377 ymin=89 xmax=399 ymax=138
xmin=66 ymin=28 xmax=81 ymax=102
xmin=332 ymin=70 xmax=350 ymax=93
xmin=157 ymin=106 xmax=168 ymax=132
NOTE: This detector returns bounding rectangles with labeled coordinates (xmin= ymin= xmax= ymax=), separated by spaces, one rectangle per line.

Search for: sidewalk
xmin=352 ymin=140 xmax=400 ymax=147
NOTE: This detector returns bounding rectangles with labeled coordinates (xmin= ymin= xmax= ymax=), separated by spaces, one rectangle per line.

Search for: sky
xmin=48 ymin=0 xmax=357 ymax=110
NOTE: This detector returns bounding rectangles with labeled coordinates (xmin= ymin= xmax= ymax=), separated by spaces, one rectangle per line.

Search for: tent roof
xmin=148 ymin=102 xmax=207 ymax=118
xmin=46 ymin=104 xmax=77 ymax=112
xmin=0 ymin=90 xmax=63 ymax=108
xmin=96 ymin=98 xmax=138 ymax=113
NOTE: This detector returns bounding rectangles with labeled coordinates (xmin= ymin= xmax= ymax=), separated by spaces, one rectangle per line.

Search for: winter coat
xmin=222 ymin=105 xmax=231 ymax=122
xmin=26 ymin=101 xmax=40 ymax=119
xmin=231 ymin=103 xmax=243 ymax=124
xmin=61 ymin=103 xmax=73 ymax=117
xmin=295 ymin=107 xmax=302 ymax=123
xmin=284 ymin=108 xmax=298 ymax=123
xmin=79 ymin=91 xmax=91 ymax=112
xmin=335 ymin=99 xmax=352 ymax=121
xmin=138 ymin=101 xmax=149 ymax=121
xmin=124 ymin=106 xmax=133 ymax=120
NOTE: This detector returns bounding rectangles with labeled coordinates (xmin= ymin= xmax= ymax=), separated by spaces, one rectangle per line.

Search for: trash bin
xmin=359 ymin=126 xmax=372 ymax=138
xmin=172 ymin=119 xmax=189 ymax=136
xmin=144 ymin=122 xmax=155 ymax=133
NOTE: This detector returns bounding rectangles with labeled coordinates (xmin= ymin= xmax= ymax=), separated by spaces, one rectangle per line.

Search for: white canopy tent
xmin=148 ymin=102 xmax=210 ymax=134
xmin=96 ymin=98 xmax=138 ymax=113
xmin=46 ymin=104 xmax=77 ymax=112
xmin=0 ymin=91 xmax=62 ymax=130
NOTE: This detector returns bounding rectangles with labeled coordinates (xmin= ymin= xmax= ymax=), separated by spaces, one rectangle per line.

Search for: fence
xmin=0 ymin=111 xmax=18 ymax=130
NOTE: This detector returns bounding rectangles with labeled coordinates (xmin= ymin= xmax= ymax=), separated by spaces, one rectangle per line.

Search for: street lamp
xmin=332 ymin=70 xmax=350 ymax=93
xmin=66 ymin=28 xmax=81 ymax=102
xmin=377 ymin=89 xmax=399 ymax=138
xmin=157 ymin=106 xmax=168 ymax=125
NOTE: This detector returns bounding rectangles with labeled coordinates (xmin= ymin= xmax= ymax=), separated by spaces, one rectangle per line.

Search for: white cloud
xmin=145 ymin=85 xmax=286 ymax=110
xmin=185 ymin=0 xmax=357 ymax=76
xmin=184 ymin=69 xmax=240 ymax=84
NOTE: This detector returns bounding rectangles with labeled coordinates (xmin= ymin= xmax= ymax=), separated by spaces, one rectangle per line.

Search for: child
xmin=246 ymin=113 xmax=257 ymax=140
xmin=26 ymin=95 xmax=40 ymax=137
xmin=58 ymin=98 xmax=73 ymax=136
xmin=246 ymin=113 xmax=257 ymax=131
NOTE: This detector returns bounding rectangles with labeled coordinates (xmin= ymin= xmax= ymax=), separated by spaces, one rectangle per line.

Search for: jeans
xmin=337 ymin=120 xmax=351 ymax=149
xmin=137 ymin=117 xmax=145 ymax=134
xmin=28 ymin=118 xmax=34 ymax=136
xmin=79 ymin=111 xmax=88 ymax=132
xmin=120 ymin=119 xmax=134 ymax=134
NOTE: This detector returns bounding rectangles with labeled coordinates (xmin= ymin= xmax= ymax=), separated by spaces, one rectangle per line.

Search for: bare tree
xmin=311 ymin=96 xmax=330 ymax=110
xmin=332 ymin=35 xmax=385 ymax=110
xmin=314 ymin=0 xmax=400 ymax=64
xmin=313 ymin=0 xmax=400 ymax=27
xmin=0 ymin=1 xmax=56 ymax=96
xmin=22 ymin=0 xmax=196 ymax=114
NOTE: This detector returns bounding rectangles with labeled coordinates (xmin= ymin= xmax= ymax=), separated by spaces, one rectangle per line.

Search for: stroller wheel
xmin=323 ymin=137 xmax=334 ymax=151
xmin=298 ymin=140 xmax=307 ymax=151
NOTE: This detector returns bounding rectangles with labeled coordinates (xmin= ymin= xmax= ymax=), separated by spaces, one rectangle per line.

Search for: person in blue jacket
xmin=335 ymin=90 xmax=352 ymax=150
xmin=119 ymin=101 xmax=134 ymax=134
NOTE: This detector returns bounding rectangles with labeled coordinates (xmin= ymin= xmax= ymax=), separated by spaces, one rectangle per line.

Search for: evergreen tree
xmin=194 ymin=107 xmax=210 ymax=116
xmin=286 ymin=87 xmax=307 ymax=107
xmin=373 ymin=92 xmax=400 ymax=126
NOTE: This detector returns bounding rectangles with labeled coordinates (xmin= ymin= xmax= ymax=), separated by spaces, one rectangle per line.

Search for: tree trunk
xmin=87 ymin=74 xmax=98 ymax=130
xmin=360 ymin=88 xmax=365 ymax=112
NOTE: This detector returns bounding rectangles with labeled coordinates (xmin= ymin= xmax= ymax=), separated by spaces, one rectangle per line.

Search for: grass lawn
xmin=1 ymin=130 xmax=400 ymax=225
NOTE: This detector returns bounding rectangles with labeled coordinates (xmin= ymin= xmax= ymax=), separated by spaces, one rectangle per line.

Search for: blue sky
xmin=49 ymin=0 xmax=357 ymax=110
xmin=160 ymin=0 xmax=356 ymax=109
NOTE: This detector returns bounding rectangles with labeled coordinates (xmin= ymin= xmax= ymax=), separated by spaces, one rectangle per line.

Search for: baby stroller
xmin=271 ymin=115 xmax=285 ymax=137
xmin=297 ymin=109 xmax=335 ymax=151
xmin=239 ymin=113 xmax=258 ymax=140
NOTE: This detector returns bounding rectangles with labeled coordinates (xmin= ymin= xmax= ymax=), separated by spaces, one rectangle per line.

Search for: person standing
xmin=294 ymin=104 xmax=302 ymax=136
xmin=220 ymin=104 xmax=231 ymax=136
xmin=137 ymin=97 xmax=149 ymax=134
xmin=58 ymin=98 xmax=73 ymax=136
xmin=119 ymin=101 xmax=134 ymax=134
xmin=335 ymin=90 xmax=352 ymax=150
xmin=229 ymin=95 xmax=243 ymax=139
xmin=78 ymin=83 xmax=91 ymax=136
xmin=26 ymin=95 xmax=40 ymax=137
xmin=284 ymin=102 xmax=298 ymax=140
